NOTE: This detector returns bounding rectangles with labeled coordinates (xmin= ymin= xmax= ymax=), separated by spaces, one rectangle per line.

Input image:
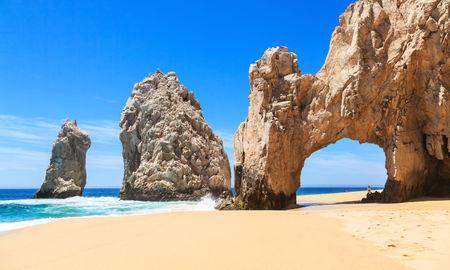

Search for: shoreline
xmin=0 ymin=188 xmax=372 ymax=234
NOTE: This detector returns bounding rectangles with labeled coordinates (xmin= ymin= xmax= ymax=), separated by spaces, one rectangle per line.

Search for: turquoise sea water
xmin=0 ymin=188 xmax=216 ymax=233
xmin=295 ymin=186 xmax=379 ymax=196
xmin=0 ymin=187 xmax=379 ymax=233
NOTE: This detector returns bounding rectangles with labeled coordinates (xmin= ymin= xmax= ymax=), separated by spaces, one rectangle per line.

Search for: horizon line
xmin=0 ymin=185 xmax=384 ymax=190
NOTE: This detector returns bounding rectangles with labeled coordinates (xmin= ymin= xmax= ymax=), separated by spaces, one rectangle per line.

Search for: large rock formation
xmin=34 ymin=119 xmax=91 ymax=199
xmin=234 ymin=0 xmax=449 ymax=209
xmin=119 ymin=70 xmax=231 ymax=201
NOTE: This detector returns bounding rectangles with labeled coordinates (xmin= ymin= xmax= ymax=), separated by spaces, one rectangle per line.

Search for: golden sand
xmin=1 ymin=191 xmax=449 ymax=270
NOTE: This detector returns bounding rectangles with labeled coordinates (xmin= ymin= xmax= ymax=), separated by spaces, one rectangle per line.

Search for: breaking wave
xmin=0 ymin=195 xmax=216 ymax=233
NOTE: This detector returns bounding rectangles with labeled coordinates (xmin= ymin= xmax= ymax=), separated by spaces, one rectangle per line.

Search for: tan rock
xmin=33 ymin=119 xmax=91 ymax=199
xmin=234 ymin=0 xmax=449 ymax=209
xmin=119 ymin=70 xmax=231 ymax=201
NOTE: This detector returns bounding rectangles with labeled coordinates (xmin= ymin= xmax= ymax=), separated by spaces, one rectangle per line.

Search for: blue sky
xmin=0 ymin=0 xmax=387 ymax=188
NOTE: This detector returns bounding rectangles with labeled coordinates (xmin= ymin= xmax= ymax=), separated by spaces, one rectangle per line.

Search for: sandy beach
xmin=1 ymin=191 xmax=449 ymax=270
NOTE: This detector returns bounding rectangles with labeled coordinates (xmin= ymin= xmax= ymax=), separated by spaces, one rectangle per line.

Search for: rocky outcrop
xmin=119 ymin=70 xmax=231 ymax=201
xmin=34 ymin=119 xmax=91 ymax=199
xmin=234 ymin=0 xmax=449 ymax=209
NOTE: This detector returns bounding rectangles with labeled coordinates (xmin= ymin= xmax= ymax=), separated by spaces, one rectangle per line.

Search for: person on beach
xmin=367 ymin=185 xmax=372 ymax=194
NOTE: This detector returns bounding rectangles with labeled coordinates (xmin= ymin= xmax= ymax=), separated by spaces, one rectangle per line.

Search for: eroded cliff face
xmin=234 ymin=0 xmax=449 ymax=209
xmin=119 ymin=70 xmax=231 ymax=201
xmin=34 ymin=119 xmax=91 ymax=199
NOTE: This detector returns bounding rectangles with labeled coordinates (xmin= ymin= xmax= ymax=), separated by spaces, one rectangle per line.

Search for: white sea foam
xmin=0 ymin=218 xmax=55 ymax=234
xmin=0 ymin=195 xmax=217 ymax=234
xmin=190 ymin=195 xmax=217 ymax=211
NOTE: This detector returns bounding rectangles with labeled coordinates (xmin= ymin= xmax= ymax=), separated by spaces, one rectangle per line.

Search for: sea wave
xmin=0 ymin=195 xmax=216 ymax=233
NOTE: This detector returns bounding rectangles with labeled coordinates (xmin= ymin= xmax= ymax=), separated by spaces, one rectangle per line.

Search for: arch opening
xmin=296 ymin=138 xmax=387 ymax=201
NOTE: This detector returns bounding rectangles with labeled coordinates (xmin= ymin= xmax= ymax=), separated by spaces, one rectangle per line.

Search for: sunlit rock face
xmin=34 ymin=119 xmax=91 ymax=199
xmin=234 ymin=0 xmax=449 ymax=209
xmin=119 ymin=70 xmax=231 ymax=201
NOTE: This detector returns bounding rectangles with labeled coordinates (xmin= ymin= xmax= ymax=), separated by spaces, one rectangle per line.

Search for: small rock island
xmin=119 ymin=70 xmax=232 ymax=201
xmin=33 ymin=119 xmax=91 ymax=199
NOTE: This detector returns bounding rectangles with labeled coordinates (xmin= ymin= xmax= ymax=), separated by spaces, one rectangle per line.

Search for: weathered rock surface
xmin=234 ymin=0 xmax=449 ymax=209
xmin=34 ymin=119 xmax=91 ymax=199
xmin=119 ymin=70 xmax=231 ymax=201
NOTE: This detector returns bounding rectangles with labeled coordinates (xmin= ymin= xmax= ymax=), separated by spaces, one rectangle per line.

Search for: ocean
xmin=0 ymin=187 xmax=377 ymax=233
xmin=0 ymin=188 xmax=216 ymax=233
xmin=295 ymin=186 xmax=378 ymax=196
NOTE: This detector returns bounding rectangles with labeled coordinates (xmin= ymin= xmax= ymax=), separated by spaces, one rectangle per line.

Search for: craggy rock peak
xmin=234 ymin=0 xmax=449 ymax=209
xmin=34 ymin=119 xmax=91 ymax=199
xmin=119 ymin=70 xmax=231 ymax=201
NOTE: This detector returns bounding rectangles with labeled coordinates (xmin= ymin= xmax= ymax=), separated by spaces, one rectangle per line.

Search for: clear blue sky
xmin=0 ymin=0 xmax=387 ymax=188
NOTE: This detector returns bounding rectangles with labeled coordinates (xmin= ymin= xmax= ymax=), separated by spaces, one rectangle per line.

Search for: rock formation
xmin=34 ymin=119 xmax=91 ymax=199
xmin=234 ymin=0 xmax=449 ymax=209
xmin=119 ymin=70 xmax=231 ymax=201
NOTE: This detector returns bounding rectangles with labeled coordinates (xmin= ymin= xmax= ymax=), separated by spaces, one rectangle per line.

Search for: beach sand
xmin=1 ymin=191 xmax=449 ymax=270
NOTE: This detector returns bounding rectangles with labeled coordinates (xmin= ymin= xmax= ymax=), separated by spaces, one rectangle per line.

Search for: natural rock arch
xmin=234 ymin=0 xmax=449 ymax=209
